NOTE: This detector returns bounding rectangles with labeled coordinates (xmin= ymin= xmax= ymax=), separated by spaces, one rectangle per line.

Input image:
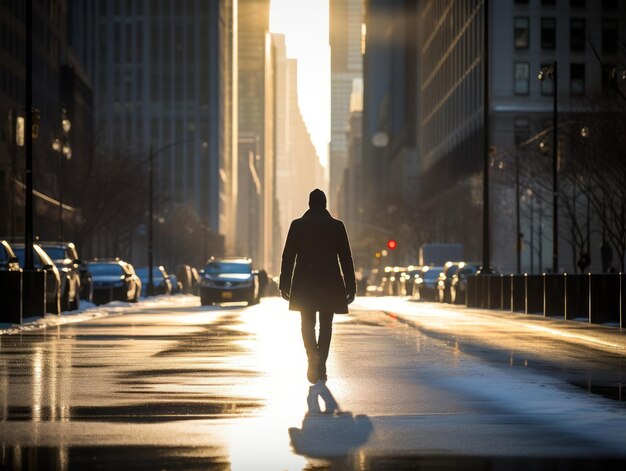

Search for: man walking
xmin=279 ymin=189 xmax=356 ymax=384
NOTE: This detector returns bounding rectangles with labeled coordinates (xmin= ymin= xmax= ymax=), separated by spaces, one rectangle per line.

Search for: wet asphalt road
xmin=1 ymin=296 xmax=626 ymax=470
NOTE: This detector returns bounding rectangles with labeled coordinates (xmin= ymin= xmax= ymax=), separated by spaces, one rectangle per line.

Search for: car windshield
xmin=13 ymin=248 xmax=44 ymax=268
xmin=41 ymin=247 xmax=67 ymax=261
xmin=0 ymin=245 xmax=8 ymax=262
xmin=422 ymin=269 xmax=442 ymax=281
xmin=205 ymin=262 xmax=251 ymax=275
xmin=136 ymin=267 xmax=163 ymax=279
xmin=88 ymin=263 xmax=124 ymax=276
xmin=13 ymin=248 xmax=26 ymax=267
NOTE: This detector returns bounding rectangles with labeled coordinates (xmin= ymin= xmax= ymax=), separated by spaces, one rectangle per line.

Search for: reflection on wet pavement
xmin=1 ymin=297 xmax=626 ymax=469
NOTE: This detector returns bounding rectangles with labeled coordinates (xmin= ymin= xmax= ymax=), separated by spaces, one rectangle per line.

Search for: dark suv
xmin=199 ymin=257 xmax=259 ymax=306
xmin=40 ymin=242 xmax=85 ymax=310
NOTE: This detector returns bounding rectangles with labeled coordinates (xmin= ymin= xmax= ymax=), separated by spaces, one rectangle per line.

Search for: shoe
xmin=307 ymin=351 xmax=320 ymax=384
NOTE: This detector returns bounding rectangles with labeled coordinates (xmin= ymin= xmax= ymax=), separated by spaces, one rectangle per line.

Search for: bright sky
xmin=269 ymin=0 xmax=330 ymax=168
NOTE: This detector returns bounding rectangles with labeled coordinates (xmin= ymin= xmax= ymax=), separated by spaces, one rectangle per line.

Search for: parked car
xmin=13 ymin=243 xmax=62 ymax=314
xmin=190 ymin=267 xmax=200 ymax=295
xmin=0 ymin=240 xmax=20 ymax=271
xmin=169 ymin=274 xmax=183 ymax=293
xmin=199 ymin=257 xmax=260 ymax=306
xmin=39 ymin=242 xmax=92 ymax=302
xmin=39 ymin=242 xmax=83 ymax=311
xmin=437 ymin=262 xmax=462 ymax=303
xmin=450 ymin=262 xmax=482 ymax=305
xmin=381 ymin=267 xmax=411 ymax=296
xmin=412 ymin=265 xmax=443 ymax=302
xmin=87 ymin=259 xmax=141 ymax=305
xmin=365 ymin=268 xmax=383 ymax=296
xmin=403 ymin=266 xmax=422 ymax=297
xmin=176 ymin=264 xmax=194 ymax=294
xmin=136 ymin=266 xmax=173 ymax=296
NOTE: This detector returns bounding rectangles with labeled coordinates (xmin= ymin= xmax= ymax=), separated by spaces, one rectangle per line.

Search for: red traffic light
xmin=387 ymin=239 xmax=397 ymax=250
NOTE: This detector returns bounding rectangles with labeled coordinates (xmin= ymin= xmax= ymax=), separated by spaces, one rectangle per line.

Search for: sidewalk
xmin=0 ymin=295 xmax=198 ymax=336
xmin=357 ymin=297 xmax=626 ymax=356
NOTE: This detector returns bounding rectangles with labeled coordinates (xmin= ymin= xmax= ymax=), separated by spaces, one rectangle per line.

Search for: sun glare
xmin=270 ymin=0 xmax=330 ymax=168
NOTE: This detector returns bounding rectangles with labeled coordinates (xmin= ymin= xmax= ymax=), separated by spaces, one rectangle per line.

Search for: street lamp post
xmin=481 ymin=0 xmax=491 ymax=275
xmin=538 ymin=198 xmax=543 ymax=274
xmin=528 ymin=189 xmax=534 ymax=274
xmin=538 ymin=62 xmax=559 ymax=273
xmin=146 ymin=138 xmax=197 ymax=297
xmin=148 ymin=145 xmax=154 ymax=296
xmin=24 ymin=0 xmax=34 ymax=270
xmin=515 ymin=152 xmax=522 ymax=274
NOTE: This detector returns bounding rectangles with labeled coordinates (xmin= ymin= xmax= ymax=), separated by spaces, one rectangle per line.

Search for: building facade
xmin=358 ymin=0 xmax=625 ymax=271
xmin=80 ymin=0 xmax=238 ymax=263
xmin=490 ymin=0 xmax=626 ymax=273
xmin=360 ymin=0 xmax=419 ymax=261
xmin=237 ymin=0 xmax=275 ymax=272
xmin=330 ymin=0 xmax=364 ymax=211
xmin=1 ymin=0 xmax=93 ymax=243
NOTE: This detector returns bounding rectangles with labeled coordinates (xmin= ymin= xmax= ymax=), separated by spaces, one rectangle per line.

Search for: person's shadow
xmin=288 ymin=383 xmax=373 ymax=460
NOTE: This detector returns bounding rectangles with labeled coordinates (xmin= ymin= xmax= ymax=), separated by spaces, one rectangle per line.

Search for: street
xmin=2 ymin=296 xmax=626 ymax=470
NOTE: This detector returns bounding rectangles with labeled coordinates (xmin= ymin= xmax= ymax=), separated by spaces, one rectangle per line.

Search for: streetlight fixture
xmin=538 ymin=62 xmax=559 ymax=273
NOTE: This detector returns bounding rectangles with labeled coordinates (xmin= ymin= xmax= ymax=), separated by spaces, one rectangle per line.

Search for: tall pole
xmin=530 ymin=194 xmax=534 ymax=274
xmin=552 ymin=61 xmax=559 ymax=273
xmin=59 ymin=157 xmax=64 ymax=240
xmin=538 ymin=198 xmax=543 ymax=274
xmin=515 ymin=152 xmax=521 ymax=274
xmin=148 ymin=145 xmax=154 ymax=296
xmin=481 ymin=0 xmax=491 ymax=274
xmin=24 ymin=0 xmax=34 ymax=270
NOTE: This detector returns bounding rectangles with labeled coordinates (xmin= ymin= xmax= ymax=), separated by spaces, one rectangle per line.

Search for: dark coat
xmin=279 ymin=208 xmax=356 ymax=313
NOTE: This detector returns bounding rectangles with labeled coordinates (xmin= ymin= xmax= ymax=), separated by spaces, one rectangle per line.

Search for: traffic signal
xmin=387 ymin=239 xmax=397 ymax=250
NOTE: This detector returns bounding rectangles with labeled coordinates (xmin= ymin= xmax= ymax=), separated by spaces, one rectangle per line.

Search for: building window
xmin=514 ymin=117 xmax=530 ymax=146
xmin=570 ymin=19 xmax=585 ymax=51
xmin=515 ymin=17 xmax=530 ymax=49
xmin=602 ymin=19 xmax=618 ymax=53
xmin=570 ymin=0 xmax=585 ymax=7
xmin=541 ymin=18 xmax=556 ymax=49
xmin=570 ymin=63 xmax=585 ymax=95
xmin=603 ymin=0 xmax=618 ymax=9
xmin=515 ymin=62 xmax=530 ymax=95
xmin=540 ymin=63 xmax=554 ymax=95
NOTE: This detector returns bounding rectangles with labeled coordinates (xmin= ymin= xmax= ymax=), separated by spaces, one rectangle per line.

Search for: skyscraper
xmin=330 ymin=0 xmax=364 ymax=211
xmin=359 ymin=0 xmax=626 ymax=271
xmin=272 ymin=34 xmax=325 ymax=250
xmin=237 ymin=0 xmax=275 ymax=271
xmin=80 ymin=0 xmax=238 ymax=256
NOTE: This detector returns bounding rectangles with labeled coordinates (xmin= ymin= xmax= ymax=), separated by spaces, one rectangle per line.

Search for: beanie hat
xmin=308 ymin=188 xmax=327 ymax=208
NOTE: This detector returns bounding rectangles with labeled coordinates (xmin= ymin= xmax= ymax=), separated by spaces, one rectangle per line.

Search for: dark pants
xmin=300 ymin=311 xmax=334 ymax=381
